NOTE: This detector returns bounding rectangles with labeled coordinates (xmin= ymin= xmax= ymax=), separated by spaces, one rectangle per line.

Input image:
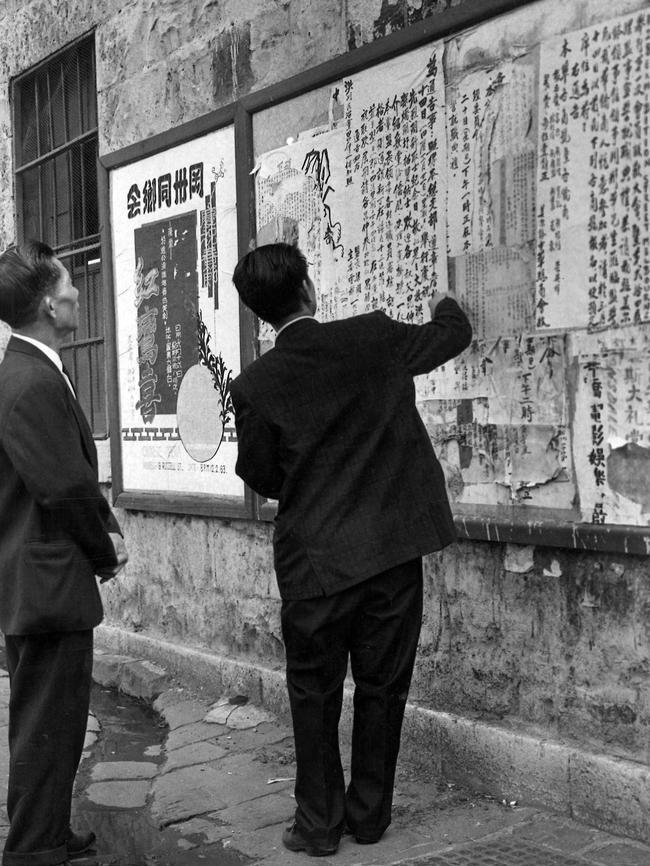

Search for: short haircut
xmin=0 ymin=241 xmax=60 ymax=328
xmin=232 ymin=243 xmax=308 ymax=324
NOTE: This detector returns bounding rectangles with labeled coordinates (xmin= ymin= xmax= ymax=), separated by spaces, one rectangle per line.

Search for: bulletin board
xmin=241 ymin=0 xmax=650 ymax=553
xmin=100 ymin=0 xmax=650 ymax=549
xmin=101 ymin=108 xmax=255 ymax=517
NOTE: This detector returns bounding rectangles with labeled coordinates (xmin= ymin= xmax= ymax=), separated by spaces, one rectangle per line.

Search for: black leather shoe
xmin=282 ymin=822 xmax=338 ymax=857
xmin=343 ymin=823 xmax=382 ymax=844
xmin=67 ymin=830 xmax=96 ymax=855
xmin=355 ymin=834 xmax=382 ymax=844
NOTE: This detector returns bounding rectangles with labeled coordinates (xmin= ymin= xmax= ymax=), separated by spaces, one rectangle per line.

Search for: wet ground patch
xmin=73 ymin=682 xmax=250 ymax=866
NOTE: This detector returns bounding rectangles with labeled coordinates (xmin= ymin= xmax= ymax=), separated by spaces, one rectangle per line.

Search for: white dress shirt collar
xmin=274 ymin=315 xmax=315 ymax=340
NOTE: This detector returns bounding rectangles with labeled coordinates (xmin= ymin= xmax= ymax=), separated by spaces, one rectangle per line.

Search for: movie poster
xmin=110 ymin=126 xmax=244 ymax=500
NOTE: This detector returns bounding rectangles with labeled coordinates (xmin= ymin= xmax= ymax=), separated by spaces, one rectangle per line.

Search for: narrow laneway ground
xmin=1 ymin=652 xmax=650 ymax=865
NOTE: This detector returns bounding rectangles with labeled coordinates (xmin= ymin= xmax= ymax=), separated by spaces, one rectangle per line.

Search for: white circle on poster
xmin=177 ymin=364 xmax=224 ymax=462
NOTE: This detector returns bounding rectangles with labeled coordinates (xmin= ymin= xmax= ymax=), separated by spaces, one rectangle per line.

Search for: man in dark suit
xmin=0 ymin=242 xmax=128 ymax=866
xmin=231 ymin=243 xmax=472 ymax=856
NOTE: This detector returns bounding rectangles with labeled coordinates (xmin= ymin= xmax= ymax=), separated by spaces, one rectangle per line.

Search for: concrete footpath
xmin=1 ymin=654 xmax=650 ymax=865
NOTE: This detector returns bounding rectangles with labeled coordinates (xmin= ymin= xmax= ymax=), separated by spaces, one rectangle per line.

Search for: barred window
xmin=13 ymin=35 xmax=107 ymax=436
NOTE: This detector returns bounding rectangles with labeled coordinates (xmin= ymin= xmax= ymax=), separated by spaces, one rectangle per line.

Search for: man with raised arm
xmin=231 ymin=242 xmax=472 ymax=857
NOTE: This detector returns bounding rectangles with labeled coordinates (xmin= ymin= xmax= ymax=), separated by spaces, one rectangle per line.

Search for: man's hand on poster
xmin=428 ymin=291 xmax=450 ymax=318
xmin=97 ymin=532 xmax=129 ymax=583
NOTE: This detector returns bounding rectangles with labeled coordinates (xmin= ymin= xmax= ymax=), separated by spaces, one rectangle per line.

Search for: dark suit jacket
xmin=231 ymin=298 xmax=472 ymax=599
xmin=0 ymin=336 xmax=120 ymax=635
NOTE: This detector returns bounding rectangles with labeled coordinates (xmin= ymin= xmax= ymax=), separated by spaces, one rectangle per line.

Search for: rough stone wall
xmin=1 ymin=0 xmax=649 ymax=764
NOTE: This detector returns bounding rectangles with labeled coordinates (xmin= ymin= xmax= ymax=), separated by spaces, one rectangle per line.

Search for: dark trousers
xmin=281 ymin=558 xmax=423 ymax=849
xmin=3 ymin=630 xmax=93 ymax=866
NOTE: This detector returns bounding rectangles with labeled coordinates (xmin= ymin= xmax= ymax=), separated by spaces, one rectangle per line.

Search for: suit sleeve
xmin=1 ymin=375 xmax=118 ymax=569
xmin=231 ymin=378 xmax=284 ymax=500
xmin=390 ymin=297 xmax=473 ymax=376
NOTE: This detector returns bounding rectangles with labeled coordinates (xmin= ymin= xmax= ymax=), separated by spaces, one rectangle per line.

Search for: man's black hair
xmin=0 ymin=241 xmax=60 ymax=328
xmin=232 ymin=243 xmax=309 ymax=324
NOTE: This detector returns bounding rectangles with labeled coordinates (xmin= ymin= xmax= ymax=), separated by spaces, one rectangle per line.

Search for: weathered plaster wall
xmin=0 ymin=0 xmax=649 ymax=766
xmin=106 ymin=499 xmax=650 ymax=763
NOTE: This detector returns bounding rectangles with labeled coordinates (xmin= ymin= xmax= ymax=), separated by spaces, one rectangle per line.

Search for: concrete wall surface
xmin=1 ymin=0 xmax=650 ymax=811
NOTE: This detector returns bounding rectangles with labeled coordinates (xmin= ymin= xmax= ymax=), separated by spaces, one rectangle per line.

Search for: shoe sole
xmin=284 ymin=843 xmax=337 ymax=856
xmin=68 ymin=838 xmax=96 ymax=857
xmin=283 ymin=837 xmax=337 ymax=857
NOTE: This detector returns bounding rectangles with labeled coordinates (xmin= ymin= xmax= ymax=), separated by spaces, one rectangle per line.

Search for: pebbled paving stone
xmin=160 ymin=738 xmax=229 ymax=773
xmin=85 ymin=779 xmax=151 ymax=808
xmin=91 ymin=760 xmax=158 ymax=781
xmin=216 ymin=790 xmax=295 ymax=831
xmin=165 ymin=720 xmax=224 ymax=751
xmin=151 ymin=764 xmax=229 ymax=826
xmin=154 ymin=697 xmax=210 ymax=731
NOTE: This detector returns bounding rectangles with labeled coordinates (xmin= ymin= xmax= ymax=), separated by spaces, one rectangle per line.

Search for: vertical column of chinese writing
xmin=584 ymin=25 xmax=618 ymax=329
xmin=343 ymin=80 xmax=361 ymax=307
xmin=344 ymin=79 xmax=354 ymax=189
xmin=168 ymin=226 xmax=182 ymax=397
xmin=628 ymin=12 xmax=650 ymax=325
xmin=345 ymin=93 xmax=365 ymax=311
xmin=584 ymin=359 xmax=607 ymax=522
xmin=161 ymin=227 xmax=171 ymax=396
xmin=395 ymin=90 xmax=418 ymax=322
xmin=460 ymin=93 xmax=472 ymax=253
xmin=643 ymin=332 xmax=650 ymax=447
xmin=550 ymin=46 xmax=570 ymax=303
xmin=389 ymin=94 xmax=408 ymax=320
xmin=643 ymin=14 xmax=650 ymax=324
xmin=536 ymin=72 xmax=550 ymax=329
xmin=383 ymin=103 xmax=395 ymax=312
xmin=371 ymin=102 xmax=387 ymax=310
xmin=473 ymin=86 xmax=492 ymax=248
xmin=420 ymin=74 xmax=439 ymax=309
xmin=520 ymin=336 xmax=536 ymax=425
xmin=409 ymin=76 xmax=437 ymax=322
xmin=360 ymin=103 xmax=374 ymax=313
xmin=447 ymin=97 xmax=459 ymax=256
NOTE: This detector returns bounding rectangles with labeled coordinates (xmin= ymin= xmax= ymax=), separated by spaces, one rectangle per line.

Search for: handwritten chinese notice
xmin=447 ymin=62 xmax=537 ymax=257
xmin=536 ymin=10 xmax=650 ymax=330
xmin=250 ymin=1 xmax=650 ymax=532
xmin=572 ymin=327 xmax=650 ymax=525
xmin=255 ymin=127 xmax=348 ymax=332
xmin=341 ymin=44 xmax=447 ymax=323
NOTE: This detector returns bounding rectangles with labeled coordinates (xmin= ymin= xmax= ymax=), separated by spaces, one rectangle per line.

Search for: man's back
xmin=232 ymin=300 xmax=472 ymax=597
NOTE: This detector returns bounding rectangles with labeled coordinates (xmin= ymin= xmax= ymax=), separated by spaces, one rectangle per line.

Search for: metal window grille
xmin=13 ymin=36 xmax=107 ymax=436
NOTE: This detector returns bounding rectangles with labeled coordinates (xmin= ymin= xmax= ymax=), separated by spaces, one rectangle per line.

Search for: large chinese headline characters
xmin=127 ymin=162 xmax=205 ymax=219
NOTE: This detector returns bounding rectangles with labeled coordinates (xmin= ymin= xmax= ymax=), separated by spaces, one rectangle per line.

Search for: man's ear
xmin=41 ymin=295 xmax=56 ymax=319
xmin=300 ymin=278 xmax=316 ymax=308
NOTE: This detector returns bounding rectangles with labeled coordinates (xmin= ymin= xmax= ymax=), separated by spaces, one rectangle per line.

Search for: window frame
xmin=12 ymin=31 xmax=108 ymax=438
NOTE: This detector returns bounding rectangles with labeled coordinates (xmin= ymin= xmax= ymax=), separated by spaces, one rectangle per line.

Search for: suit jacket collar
xmin=7 ymin=334 xmax=62 ymax=376
xmin=6 ymin=336 xmax=96 ymax=469
xmin=274 ymin=317 xmax=319 ymax=347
